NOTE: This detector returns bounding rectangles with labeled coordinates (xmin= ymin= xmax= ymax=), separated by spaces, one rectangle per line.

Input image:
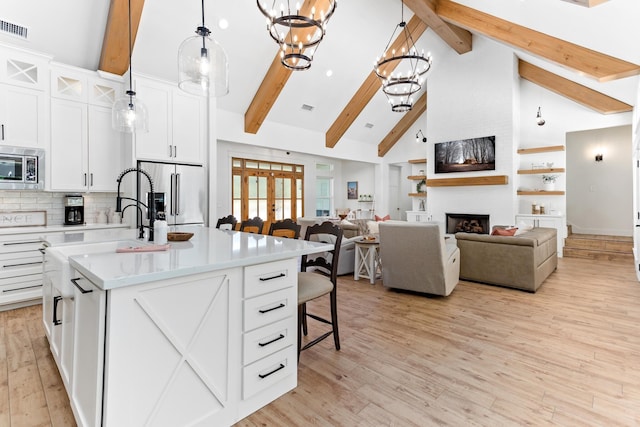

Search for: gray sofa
xmin=454 ymin=227 xmax=558 ymax=292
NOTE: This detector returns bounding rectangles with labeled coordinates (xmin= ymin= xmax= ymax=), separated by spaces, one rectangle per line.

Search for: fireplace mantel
xmin=427 ymin=175 xmax=508 ymax=187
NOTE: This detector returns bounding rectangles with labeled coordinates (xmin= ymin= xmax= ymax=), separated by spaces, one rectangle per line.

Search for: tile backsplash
xmin=0 ymin=191 xmax=119 ymax=226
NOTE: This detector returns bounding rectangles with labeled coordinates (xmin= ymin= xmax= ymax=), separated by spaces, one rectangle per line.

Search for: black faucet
xmin=115 ymin=168 xmax=155 ymax=242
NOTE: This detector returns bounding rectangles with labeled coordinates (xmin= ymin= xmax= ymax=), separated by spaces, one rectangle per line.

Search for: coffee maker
xmin=64 ymin=194 xmax=84 ymax=225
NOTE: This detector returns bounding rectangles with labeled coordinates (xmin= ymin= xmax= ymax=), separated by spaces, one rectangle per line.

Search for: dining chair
xmin=215 ymin=214 xmax=237 ymax=230
xmin=268 ymin=218 xmax=301 ymax=239
xmin=297 ymin=221 xmax=343 ymax=361
xmin=239 ymin=217 xmax=264 ymax=234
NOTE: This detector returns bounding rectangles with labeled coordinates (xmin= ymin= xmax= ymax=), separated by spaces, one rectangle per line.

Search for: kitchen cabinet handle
xmin=258 ymin=334 xmax=285 ymax=347
xmin=259 ymin=273 xmax=286 ymax=281
xmin=168 ymin=145 xmax=172 ymax=158
xmin=83 ymin=173 xmax=87 ymax=186
xmin=90 ymin=173 xmax=94 ymax=186
xmin=175 ymin=174 xmax=181 ymax=215
xmin=2 ymin=284 xmax=42 ymax=293
xmin=53 ymin=296 xmax=62 ymax=326
xmin=258 ymin=303 xmax=285 ymax=314
xmin=258 ymin=363 xmax=285 ymax=379
xmin=3 ymin=240 xmax=42 ymax=246
xmin=70 ymin=277 xmax=93 ymax=294
xmin=173 ymin=145 xmax=177 ymax=158
xmin=3 ymin=261 xmax=42 ymax=268
xmin=38 ymin=248 xmax=46 ymax=254
xmin=1 ymin=124 xmax=4 ymax=140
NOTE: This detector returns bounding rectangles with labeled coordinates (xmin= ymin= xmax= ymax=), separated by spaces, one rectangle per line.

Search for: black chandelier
xmin=257 ymin=0 xmax=337 ymax=71
xmin=375 ymin=0 xmax=432 ymax=112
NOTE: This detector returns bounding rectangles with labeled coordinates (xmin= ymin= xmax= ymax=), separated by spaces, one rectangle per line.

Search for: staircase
xmin=563 ymin=232 xmax=634 ymax=262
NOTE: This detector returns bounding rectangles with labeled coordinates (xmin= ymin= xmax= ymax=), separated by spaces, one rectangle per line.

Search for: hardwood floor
xmin=1 ymin=257 xmax=639 ymax=426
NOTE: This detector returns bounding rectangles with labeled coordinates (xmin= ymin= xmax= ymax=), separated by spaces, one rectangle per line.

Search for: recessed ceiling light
xmin=365 ymin=123 xmax=374 ymax=129
xmin=301 ymin=104 xmax=315 ymax=112
xmin=326 ymin=69 xmax=333 ymax=77
xmin=218 ymin=18 xmax=229 ymax=30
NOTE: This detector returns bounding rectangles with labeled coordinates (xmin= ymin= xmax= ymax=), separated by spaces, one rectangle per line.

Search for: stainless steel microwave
xmin=0 ymin=146 xmax=44 ymax=190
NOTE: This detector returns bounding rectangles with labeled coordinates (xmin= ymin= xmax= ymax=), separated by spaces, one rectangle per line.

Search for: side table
xmin=354 ymin=239 xmax=382 ymax=285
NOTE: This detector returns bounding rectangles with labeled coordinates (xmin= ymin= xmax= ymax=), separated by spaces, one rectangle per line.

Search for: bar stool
xmin=268 ymin=218 xmax=301 ymax=239
xmin=215 ymin=215 xmax=237 ymax=230
xmin=240 ymin=217 xmax=264 ymax=234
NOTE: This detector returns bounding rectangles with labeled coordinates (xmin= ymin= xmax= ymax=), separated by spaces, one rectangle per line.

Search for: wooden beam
xmin=436 ymin=0 xmax=640 ymax=82
xmin=325 ymin=16 xmax=428 ymax=148
xmin=378 ymin=92 xmax=427 ymax=157
xmin=99 ymin=0 xmax=145 ymax=75
xmin=426 ymin=175 xmax=508 ymax=187
xmin=560 ymin=0 xmax=610 ymax=7
xmin=518 ymin=60 xmax=632 ymax=114
xmin=404 ymin=0 xmax=472 ymax=54
xmin=244 ymin=0 xmax=319 ymax=134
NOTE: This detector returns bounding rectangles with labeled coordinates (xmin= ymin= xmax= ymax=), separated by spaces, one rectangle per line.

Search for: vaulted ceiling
xmin=1 ymin=0 xmax=638 ymax=157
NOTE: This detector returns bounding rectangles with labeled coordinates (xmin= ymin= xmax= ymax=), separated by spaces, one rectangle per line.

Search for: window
xmin=315 ymin=163 xmax=334 ymax=217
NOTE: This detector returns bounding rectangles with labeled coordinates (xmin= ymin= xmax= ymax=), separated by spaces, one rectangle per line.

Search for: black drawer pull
xmin=3 ymin=261 xmax=42 ymax=268
xmin=71 ymin=278 xmax=93 ymax=294
xmin=3 ymin=240 xmax=41 ymax=246
xmin=258 ymin=363 xmax=285 ymax=379
xmin=53 ymin=296 xmax=62 ymax=326
xmin=2 ymin=284 xmax=42 ymax=293
xmin=258 ymin=334 xmax=285 ymax=347
xmin=38 ymin=248 xmax=46 ymax=254
xmin=258 ymin=303 xmax=285 ymax=314
xmin=259 ymin=272 xmax=286 ymax=282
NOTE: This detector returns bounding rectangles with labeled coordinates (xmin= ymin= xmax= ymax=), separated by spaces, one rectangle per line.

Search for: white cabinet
xmin=71 ymin=274 xmax=106 ymax=427
xmin=50 ymin=100 xmax=121 ymax=192
xmin=0 ymin=46 xmax=49 ymax=148
xmin=134 ymin=76 xmax=205 ymax=164
xmin=0 ymin=232 xmax=50 ymax=308
xmin=406 ymin=211 xmax=431 ymax=222
xmin=515 ymin=214 xmax=566 ymax=257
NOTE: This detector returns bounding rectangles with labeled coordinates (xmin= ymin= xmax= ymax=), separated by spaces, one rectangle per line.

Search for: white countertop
xmin=67 ymin=226 xmax=332 ymax=291
xmin=42 ymin=226 xmax=139 ymax=247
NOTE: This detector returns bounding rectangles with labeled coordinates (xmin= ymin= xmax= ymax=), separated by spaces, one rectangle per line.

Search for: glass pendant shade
xmin=178 ymin=30 xmax=229 ymax=97
xmin=112 ymin=90 xmax=149 ymax=133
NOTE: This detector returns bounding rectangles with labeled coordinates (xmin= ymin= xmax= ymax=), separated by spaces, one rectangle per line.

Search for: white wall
xmin=566 ymin=125 xmax=632 ymax=236
xmin=425 ymin=37 xmax=517 ymax=228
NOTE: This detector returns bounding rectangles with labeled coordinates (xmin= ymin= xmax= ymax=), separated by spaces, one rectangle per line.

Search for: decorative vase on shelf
xmin=543 ymin=182 xmax=555 ymax=191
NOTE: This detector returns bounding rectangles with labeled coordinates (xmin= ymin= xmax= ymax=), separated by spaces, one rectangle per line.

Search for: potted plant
xmin=542 ymin=174 xmax=559 ymax=191
xmin=416 ymin=179 xmax=427 ymax=193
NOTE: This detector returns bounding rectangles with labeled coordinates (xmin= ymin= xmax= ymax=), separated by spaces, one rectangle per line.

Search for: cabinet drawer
xmin=244 ymin=259 xmax=297 ymax=299
xmin=0 ymin=272 xmax=41 ymax=288
xmin=0 ymin=237 xmax=43 ymax=254
xmin=242 ymin=345 xmax=296 ymax=400
xmin=0 ymin=252 xmax=43 ymax=271
xmin=244 ymin=287 xmax=296 ymax=332
xmin=243 ymin=317 xmax=295 ymax=366
xmin=0 ymin=276 xmax=42 ymax=304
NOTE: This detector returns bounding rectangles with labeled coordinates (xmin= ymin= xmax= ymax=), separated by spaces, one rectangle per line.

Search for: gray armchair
xmin=379 ymin=221 xmax=460 ymax=296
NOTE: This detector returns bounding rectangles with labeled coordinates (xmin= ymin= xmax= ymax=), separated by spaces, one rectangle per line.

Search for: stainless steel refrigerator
xmin=137 ymin=160 xmax=207 ymax=226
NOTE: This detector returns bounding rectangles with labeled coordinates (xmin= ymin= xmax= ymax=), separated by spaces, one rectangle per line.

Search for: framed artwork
xmin=347 ymin=181 xmax=358 ymax=200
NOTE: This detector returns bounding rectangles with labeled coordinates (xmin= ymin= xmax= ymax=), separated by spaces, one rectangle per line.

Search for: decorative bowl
xmin=167 ymin=232 xmax=194 ymax=242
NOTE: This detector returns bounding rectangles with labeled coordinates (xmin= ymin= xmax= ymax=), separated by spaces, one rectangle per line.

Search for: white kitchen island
xmin=44 ymin=226 xmax=331 ymax=427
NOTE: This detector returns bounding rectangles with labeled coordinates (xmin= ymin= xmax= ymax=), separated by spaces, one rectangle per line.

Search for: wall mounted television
xmin=434 ymin=136 xmax=496 ymax=174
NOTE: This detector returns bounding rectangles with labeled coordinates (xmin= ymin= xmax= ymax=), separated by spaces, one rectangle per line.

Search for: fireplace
xmin=446 ymin=213 xmax=490 ymax=234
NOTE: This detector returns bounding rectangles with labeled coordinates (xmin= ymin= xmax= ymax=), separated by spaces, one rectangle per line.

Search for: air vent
xmin=0 ymin=19 xmax=28 ymax=39
xmin=301 ymin=104 xmax=314 ymax=112
xmin=365 ymin=123 xmax=374 ymax=129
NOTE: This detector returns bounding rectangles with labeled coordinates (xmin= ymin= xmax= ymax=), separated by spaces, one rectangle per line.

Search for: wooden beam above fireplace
xmin=427 ymin=175 xmax=509 ymax=187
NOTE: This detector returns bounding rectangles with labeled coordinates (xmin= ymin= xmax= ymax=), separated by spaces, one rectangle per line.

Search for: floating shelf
xmin=426 ymin=175 xmax=508 ymax=187
xmin=408 ymin=158 xmax=427 ymax=164
xmin=517 ymin=191 xmax=565 ymax=196
xmin=408 ymin=175 xmax=427 ymax=180
xmin=408 ymin=192 xmax=427 ymax=197
xmin=517 ymin=145 xmax=565 ymax=155
xmin=517 ymin=168 xmax=565 ymax=174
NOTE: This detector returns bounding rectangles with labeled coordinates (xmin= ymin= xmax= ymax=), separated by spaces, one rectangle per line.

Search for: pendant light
xmin=178 ymin=0 xmax=229 ymax=97
xmin=112 ymin=0 xmax=149 ymax=133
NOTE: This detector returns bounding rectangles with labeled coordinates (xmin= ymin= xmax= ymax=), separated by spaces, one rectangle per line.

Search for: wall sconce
xmin=536 ymin=107 xmax=546 ymax=126
xmin=415 ymin=129 xmax=427 ymax=143
xmin=595 ymin=153 xmax=604 ymax=162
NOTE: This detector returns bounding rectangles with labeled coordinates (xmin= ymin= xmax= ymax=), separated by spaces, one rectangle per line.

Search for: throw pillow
xmin=340 ymin=219 xmax=355 ymax=226
xmin=367 ymin=220 xmax=380 ymax=235
xmin=375 ymin=214 xmax=391 ymax=222
xmin=491 ymin=227 xmax=518 ymax=236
